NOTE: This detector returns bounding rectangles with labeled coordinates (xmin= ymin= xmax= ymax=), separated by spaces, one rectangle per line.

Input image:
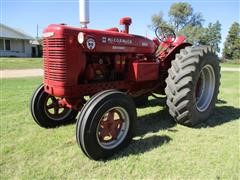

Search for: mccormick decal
xmin=102 ymin=37 xmax=133 ymax=45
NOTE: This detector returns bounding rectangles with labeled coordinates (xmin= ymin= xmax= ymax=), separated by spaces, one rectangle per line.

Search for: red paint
xmin=98 ymin=110 xmax=123 ymax=142
xmin=129 ymin=61 xmax=159 ymax=82
xmin=43 ymin=18 xmax=191 ymax=109
xmin=119 ymin=17 xmax=132 ymax=34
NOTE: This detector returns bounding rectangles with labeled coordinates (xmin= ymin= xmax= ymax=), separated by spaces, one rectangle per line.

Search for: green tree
xmin=168 ymin=2 xmax=204 ymax=31
xmin=223 ymin=22 xmax=240 ymax=60
xmin=199 ymin=21 xmax=222 ymax=52
xmin=151 ymin=2 xmax=204 ymax=31
xmin=150 ymin=12 xmax=169 ymax=30
xmin=179 ymin=25 xmax=205 ymax=44
xmin=151 ymin=2 xmax=221 ymax=52
xmin=169 ymin=2 xmax=193 ymax=31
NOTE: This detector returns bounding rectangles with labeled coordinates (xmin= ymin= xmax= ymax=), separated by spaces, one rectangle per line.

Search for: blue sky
xmin=1 ymin=0 xmax=239 ymax=53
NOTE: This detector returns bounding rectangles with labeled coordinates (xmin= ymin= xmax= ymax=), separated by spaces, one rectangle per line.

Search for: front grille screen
xmin=43 ymin=38 xmax=67 ymax=82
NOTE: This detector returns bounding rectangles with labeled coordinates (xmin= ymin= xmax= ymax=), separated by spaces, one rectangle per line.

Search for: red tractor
xmin=30 ymin=0 xmax=220 ymax=160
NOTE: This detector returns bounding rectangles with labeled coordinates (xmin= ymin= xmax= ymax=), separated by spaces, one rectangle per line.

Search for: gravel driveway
xmin=0 ymin=69 xmax=43 ymax=78
xmin=0 ymin=67 xmax=239 ymax=79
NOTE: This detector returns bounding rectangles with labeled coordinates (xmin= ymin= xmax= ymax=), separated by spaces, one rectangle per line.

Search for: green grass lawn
xmin=0 ymin=72 xmax=239 ymax=179
xmin=0 ymin=58 xmax=43 ymax=70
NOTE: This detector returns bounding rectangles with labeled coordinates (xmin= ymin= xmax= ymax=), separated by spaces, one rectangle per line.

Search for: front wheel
xmin=30 ymin=84 xmax=78 ymax=128
xmin=165 ymin=46 xmax=220 ymax=126
xmin=76 ymin=90 xmax=136 ymax=160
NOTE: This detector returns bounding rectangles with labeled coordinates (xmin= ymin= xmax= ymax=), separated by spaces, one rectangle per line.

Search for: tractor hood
xmin=43 ymin=24 xmax=156 ymax=54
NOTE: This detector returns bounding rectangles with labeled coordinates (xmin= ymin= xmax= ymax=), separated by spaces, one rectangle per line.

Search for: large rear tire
xmin=30 ymin=84 xmax=78 ymax=128
xmin=165 ymin=46 xmax=220 ymax=126
xmin=76 ymin=90 xmax=136 ymax=160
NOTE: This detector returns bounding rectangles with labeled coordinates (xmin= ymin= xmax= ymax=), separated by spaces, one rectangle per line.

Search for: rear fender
xmin=156 ymin=42 xmax=192 ymax=95
xmin=160 ymin=42 xmax=192 ymax=71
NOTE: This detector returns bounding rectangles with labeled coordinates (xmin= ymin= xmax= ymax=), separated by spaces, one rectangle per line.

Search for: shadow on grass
xmin=112 ymin=135 xmax=171 ymax=159
xmin=136 ymin=107 xmax=176 ymax=136
xmin=134 ymin=97 xmax=176 ymax=136
xmin=110 ymin=98 xmax=174 ymax=160
xmin=137 ymin=96 xmax=166 ymax=109
xmin=111 ymin=98 xmax=239 ymax=159
xmin=195 ymin=104 xmax=240 ymax=128
xmin=137 ymin=98 xmax=239 ymax=129
xmin=216 ymin=99 xmax=228 ymax=104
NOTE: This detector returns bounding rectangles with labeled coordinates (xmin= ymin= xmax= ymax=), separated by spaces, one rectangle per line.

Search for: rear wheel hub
xmin=195 ymin=64 xmax=216 ymax=112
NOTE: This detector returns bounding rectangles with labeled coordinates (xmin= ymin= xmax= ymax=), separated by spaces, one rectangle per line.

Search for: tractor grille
xmin=43 ymin=38 xmax=67 ymax=82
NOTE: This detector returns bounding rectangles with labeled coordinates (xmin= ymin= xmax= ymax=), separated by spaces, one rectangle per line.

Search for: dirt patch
xmin=221 ymin=67 xmax=240 ymax=72
xmin=0 ymin=69 xmax=43 ymax=78
xmin=0 ymin=67 xmax=239 ymax=79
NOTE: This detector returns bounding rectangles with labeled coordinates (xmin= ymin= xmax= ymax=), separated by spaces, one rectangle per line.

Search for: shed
xmin=0 ymin=23 xmax=40 ymax=57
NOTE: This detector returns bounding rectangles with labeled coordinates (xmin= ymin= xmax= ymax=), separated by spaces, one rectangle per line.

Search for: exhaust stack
xmin=79 ymin=0 xmax=89 ymax=28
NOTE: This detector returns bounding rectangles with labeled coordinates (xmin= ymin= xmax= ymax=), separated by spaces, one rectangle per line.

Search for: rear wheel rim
xmin=96 ymin=107 xmax=130 ymax=149
xmin=195 ymin=64 xmax=216 ymax=112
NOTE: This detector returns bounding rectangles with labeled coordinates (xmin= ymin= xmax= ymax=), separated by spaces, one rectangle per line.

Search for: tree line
xmin=150 ymin=2 xmax=240 ymax=60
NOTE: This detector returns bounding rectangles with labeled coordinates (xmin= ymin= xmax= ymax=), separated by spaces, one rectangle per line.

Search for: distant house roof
xmin=0 ymin=23 xmax=34 ymax=40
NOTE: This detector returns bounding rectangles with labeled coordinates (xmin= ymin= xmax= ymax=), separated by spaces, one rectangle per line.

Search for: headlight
xmin=78 ymin=32 xmax=85 ymax=44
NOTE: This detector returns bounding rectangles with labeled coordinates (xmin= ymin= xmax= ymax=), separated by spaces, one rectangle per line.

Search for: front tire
xmin=30 ymin=84 xmax=78 ymax=128
xmin=165 ymin=46 xmax=220 ymax=126
xmin=76 ymin=90 xmax=136 ymax=160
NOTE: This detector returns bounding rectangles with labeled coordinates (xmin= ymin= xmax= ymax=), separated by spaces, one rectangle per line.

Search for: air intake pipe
xmin=79 ymin=0 xmax=89 ymax=28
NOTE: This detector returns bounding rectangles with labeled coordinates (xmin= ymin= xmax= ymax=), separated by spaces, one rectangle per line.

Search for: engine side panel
xmin=43 ymin=24 xmax=158 ymax=97
xmin=129 ymin=61 xmax=159 ymax=82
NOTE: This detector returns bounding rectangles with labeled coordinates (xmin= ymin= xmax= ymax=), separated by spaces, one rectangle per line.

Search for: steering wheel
xmin=155 ymin=26 xmax=176 ymax=43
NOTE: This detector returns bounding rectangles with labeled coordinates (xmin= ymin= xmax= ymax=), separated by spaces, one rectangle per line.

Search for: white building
xmin=0 ymin=23 xmax=40 ymax=57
